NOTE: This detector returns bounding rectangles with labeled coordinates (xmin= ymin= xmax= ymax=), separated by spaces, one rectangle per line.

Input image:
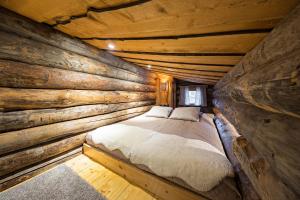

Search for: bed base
xmin=83 ymin=143 xmax=208 ymax=200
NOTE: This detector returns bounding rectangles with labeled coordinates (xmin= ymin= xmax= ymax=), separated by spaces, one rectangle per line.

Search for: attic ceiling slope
xmin=0 ymin=0 xmax=298 ymax=84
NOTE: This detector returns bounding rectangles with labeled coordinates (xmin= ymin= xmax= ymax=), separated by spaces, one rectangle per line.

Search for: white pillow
xmin=201 ymin=113 xmax=215 ymax=123
xmin=145 ymin=106 xmax=173 ymax=118
xmin=169 ymin=107 xmax=201 ymax=122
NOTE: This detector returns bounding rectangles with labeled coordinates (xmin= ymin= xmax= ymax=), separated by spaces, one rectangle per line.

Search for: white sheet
xmin=86 ymin=122 xmax=234 ymax=191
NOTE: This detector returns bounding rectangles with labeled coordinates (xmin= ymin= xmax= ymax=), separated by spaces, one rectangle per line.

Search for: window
xmin=188 ymin=90 xmax=196 ymax=104
xmin=180 ymin=85 xmax=207 ymax=106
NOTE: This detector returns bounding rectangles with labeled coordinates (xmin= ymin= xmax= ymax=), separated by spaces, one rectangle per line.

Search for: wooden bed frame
xmin=83 ymin=143 xmax=208 ymax=200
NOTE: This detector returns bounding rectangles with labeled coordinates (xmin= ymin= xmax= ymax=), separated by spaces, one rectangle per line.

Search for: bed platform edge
xmin=83 ymin=143 xmax=209 ymax=200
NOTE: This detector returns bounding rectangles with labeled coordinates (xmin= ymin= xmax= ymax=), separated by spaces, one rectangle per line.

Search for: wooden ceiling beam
xmin=140 ymin=67 xmax=222 ymax=80
xmin=125 ymin=58 xmax=232 ymax=72
xmin=112 ymin=52 xmax=242 ymax=65
xmin=172 ymin=76 xmax=217 ymax=85
xmin=138 ymin=64 xmax=226 ymax=77
xmin=86 ymin=33 xmax=267 ymax=54
xmin=80 ymin=29 xmax=271 ymax=40
xmin=107 ymin=50 xmax=244 ymax=56
xmin=120 ymin=56 xmax=235 ymax=66
xmin=155 ymin=71 xmax=218 ymax=83
xmin=173 ymin=77 xmax=217 ymax=84
xmin=154 ymin=72 xmax=218 ymax=85
xmin=123 ymin=57 xmax=234 ymax=66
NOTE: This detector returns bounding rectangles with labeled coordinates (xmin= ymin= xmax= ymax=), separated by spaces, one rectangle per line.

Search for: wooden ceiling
xmin=0 ymin=0 xmax=298 ymax=84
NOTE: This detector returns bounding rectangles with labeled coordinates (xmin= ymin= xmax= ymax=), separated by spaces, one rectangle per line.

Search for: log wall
xmin=213 ymin=4 xmax=300 ymax=200
xmin=0 ymin=8 xmax=156 ymax=191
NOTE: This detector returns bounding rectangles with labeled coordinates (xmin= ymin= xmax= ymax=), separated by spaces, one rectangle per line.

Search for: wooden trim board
xmin=83 ymin=143 xmax=207 ymax=200
xmin=0 ymin=148 xmax=82 ymax=192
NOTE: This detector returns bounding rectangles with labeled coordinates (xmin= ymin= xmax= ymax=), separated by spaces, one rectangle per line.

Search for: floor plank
xmin=65 ymin=154 xmax=157 ymax=200
xmin=117 ymin=185 xmax=155 ymax=200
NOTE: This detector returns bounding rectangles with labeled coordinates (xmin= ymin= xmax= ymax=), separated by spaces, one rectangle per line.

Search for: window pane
xmin=189 ymin=91 xmax=196 ymax=104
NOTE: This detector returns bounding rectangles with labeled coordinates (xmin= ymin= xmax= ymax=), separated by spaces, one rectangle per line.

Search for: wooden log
xmin=0 ymin=106 xmax=149 ymax=155
xmin=213 ymin=99 xmax=300 ymax=199
xmin=214 ymin=48 xmax=300 ymax=118
xmin=233 ymin=136 xmax=296 ymax=200
xmin=0 ymin=148 xmax=81 ymax=192
xmin=216 ymin=4 xmax=300 ymax=89
xmin=214 ymin=115 xmax=241 ymax=168
xmin=0 ymin=88 xmax=155 ymax=111
xmin=214 ymin=111 xmax=260 ymax=200
xmin=0 ymin=133 xmax=86 ymax=177
xmin=0 ymin=60 xmax=155 ymax=92
xmin=0 ymin=101 xmax=154 ymax=133
xmin=0 ymin=30 xmax=156 ymax=85
xmin=0 ymin=7 xmax=153 ymax=78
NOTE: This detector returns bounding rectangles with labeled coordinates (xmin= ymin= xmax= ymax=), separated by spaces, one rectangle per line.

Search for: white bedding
xmin=86 ymin=115 xmax=234 ymax=192
xmin=120 ymin=113 xmax=225 ymax=153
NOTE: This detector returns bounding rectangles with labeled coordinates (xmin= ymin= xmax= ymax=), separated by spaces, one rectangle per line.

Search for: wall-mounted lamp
xmin=160 ymin=81 xmax=168 ymax=92
xmin=147 ymin=64 xmax=152 ymax=69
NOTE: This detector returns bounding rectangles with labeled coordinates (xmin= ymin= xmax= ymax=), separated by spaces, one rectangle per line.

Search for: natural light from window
xmin=188 ymin=90 xmax=196 ymax=104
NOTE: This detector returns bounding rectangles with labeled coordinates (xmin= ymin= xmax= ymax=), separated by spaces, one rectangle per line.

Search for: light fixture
xmin=108 ymin=43 xmax=115 ymax=50
xmin=160 ymin=81 xmax=168 ymax=91
xmin=147 ymin=64 xmax=152 ymax=69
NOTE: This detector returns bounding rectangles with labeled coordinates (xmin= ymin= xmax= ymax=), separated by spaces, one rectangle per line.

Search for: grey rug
xmin=0 ymin=164 xmax=106 ymax=200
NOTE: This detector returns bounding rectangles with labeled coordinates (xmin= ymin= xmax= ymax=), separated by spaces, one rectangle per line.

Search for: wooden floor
xmin=64 ymin=154 xmax=156 ymax=200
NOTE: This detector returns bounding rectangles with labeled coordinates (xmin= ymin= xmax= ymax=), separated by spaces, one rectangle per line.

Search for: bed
xmin=85 ymin=113 xmax=241 ymax=200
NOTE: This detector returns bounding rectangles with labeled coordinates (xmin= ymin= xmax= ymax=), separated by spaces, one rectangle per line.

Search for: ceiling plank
xmin=171 ymin=76 xmax=217 ymax=85
xmin=52 ymin=0 xmax=298 ymax=38
xmin=86 ymin=33 xmax=267 ymax=53
xmin=124 ymin=58 xmax=232 ymax=72
xmin=112 ymin=52 xmax=242 ymax=65
xmin=0 ymin=0 xmax=139 ymax=24
xmin=155 ymin=71 xmax=218 ymax=82
xmin=153 ymin=71 xmax=219 ymax=84
xmin=108 ymin=51 xmax=244 ymax=56
xmin=173 ymin=78 xmax=216 ymax=85
xmin=52 ymin=0 xmax=151 ymax=26
xmin=146 ymin=69 xmax=221 ymax=80
xmin=139 ymin=65 xmax=223 ymax=79
xmin=138 ymin=64 xmax=225 ymax=77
